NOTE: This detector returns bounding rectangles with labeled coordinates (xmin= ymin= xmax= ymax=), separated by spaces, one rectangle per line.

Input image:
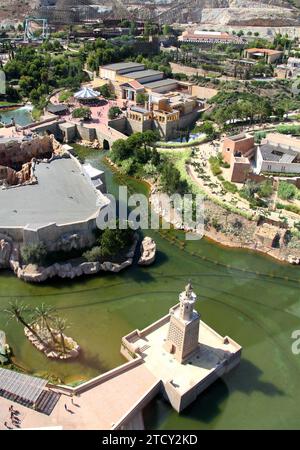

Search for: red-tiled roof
xmin=120 ymin=80 xmax=145 ymax=91
xmin=129 ymin=80 xmax=144 ymax=90
xmin=246 ymin=48 xmax=283 ymax=55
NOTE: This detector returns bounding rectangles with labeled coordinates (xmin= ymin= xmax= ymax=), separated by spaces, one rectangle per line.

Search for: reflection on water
xmin=0 ymin=146 xmax=300 ymax=429
xmin=0 ymin=105 xmax=33 ymax=126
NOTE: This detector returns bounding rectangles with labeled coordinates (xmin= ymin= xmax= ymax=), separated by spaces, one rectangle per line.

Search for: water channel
xmin=0 ymin=145 xmax=299 ymax=429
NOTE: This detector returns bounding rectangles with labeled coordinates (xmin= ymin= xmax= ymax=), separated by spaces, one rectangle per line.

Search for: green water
xmin=1 ymin=146 xmax=300 ymax=429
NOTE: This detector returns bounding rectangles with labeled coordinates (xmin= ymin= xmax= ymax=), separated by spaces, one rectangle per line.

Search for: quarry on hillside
xmin=0 ymin=0 xmax=299 ymax=27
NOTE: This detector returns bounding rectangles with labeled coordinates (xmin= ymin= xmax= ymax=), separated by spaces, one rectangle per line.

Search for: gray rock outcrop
xmin=0 ymin=236 xmax=12 ymax=268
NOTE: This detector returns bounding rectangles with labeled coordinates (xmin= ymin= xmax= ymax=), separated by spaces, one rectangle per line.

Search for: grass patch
xmin=209 ymin=156 xmax=222 ymax=176
xmin=0 ymin=101 xmax=21 ymax=107
xmin=31 ymin=107 xmax=43 ymax=122
xmin=276 ymin=202 xmax=300 ymax=215
xmin=156 ymin=136 xmax=206 ymax=149
xmin=222 ymin=180 xmax=238 ymax=194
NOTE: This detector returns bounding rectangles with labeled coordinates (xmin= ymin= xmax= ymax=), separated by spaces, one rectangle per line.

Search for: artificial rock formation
xmin=0 ymin=134 xmax=65 ymax=187
xmin=138 ymin=236 xmax=156 ymax=266
xmin=14 ymin=235 xmax=139 ymax=283
xmin=1 ymin=162 xmax=34 ymax=186
xmin=0 ymin=235 xmax=13 ymax=268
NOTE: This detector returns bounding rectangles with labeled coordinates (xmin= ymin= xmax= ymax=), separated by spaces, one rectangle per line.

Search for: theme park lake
xmin=0 ymin=105 xmax=33 ymax=126
xmin=1 ymin=146 xmax=300 ymax=429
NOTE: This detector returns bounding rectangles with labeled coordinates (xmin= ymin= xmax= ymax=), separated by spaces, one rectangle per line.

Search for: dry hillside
xmin=0 ymin=0 xmax=299 ymax=26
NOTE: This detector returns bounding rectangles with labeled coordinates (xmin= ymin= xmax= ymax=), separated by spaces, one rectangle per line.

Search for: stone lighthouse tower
xmin=164 ymin=282 xmax=200 ymax=363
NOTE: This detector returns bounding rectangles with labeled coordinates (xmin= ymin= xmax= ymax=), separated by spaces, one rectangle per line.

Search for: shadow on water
xmin=144 ymin=358 xmax=284 ymax=429
xmin=225 ymin=358 xmax=284 ymax=397
xmin=77 ymin=349 xmax=110 ymax=374
xmin=182 ymin=358 xmax=284 ymax=423
xmin=151 ymin=250 xmax=169 ymax=269
xmin=143 ymin=378 xmax=230 ymax=430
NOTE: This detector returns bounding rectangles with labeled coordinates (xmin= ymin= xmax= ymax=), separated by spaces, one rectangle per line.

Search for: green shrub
xmin=160 ymin=161 xmax=189 ymax=195
xmin=222 ymin=180 xmax=238 ymax=194
xmin=254 ymin=131 xmax=267 ymax=143
xmin=209 ymin=156 xmax=222 ymax=176
xmin=278 ymin=181 xmax=298 ymax=200
xmin=258 ymin=180 xmax=273 ymax=198
xmin=277 ymin=124 xmax=300 ymax=135
xmin=276 ymin=202 xmax=300 ymax=215
xmin=108 ymin=106 xmax=121 ymax=120
xmin=21 ymin=243 xmax=47 ymax=265
xmin=99 ymin=84 xmax=113 ymax=99
xmin=84 ymin=226 xmax=134 ymax=261
xmin=59 ymin=90 xmax=73 ymax=102
xmin=136 ymin=93 xmax=149 ymax=105
xmin=31 ymin=107 xmax=43 ymax=121
xmin=72 ymin=107 xmax=91 ymax=120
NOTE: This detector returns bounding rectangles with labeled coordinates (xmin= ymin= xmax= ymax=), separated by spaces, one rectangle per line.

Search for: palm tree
xmin=4 ymin=300 xmax=48 ymax=347
xmin=54 ymin=318 xmax=69 ymax=354
xmin=32 ymin=304 xmax=57 ymax=345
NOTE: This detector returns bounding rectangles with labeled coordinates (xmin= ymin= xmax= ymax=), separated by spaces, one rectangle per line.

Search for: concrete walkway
xmin=0 ymin=362 xmax=159 ymax=430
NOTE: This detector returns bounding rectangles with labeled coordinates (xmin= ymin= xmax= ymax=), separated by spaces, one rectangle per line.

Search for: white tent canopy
xmin=74 ymin=87 xmax=100 ymax=100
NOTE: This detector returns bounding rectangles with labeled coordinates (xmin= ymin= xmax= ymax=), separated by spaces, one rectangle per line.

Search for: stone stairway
xmin=35 ymin=390 xmax=61 ymax=416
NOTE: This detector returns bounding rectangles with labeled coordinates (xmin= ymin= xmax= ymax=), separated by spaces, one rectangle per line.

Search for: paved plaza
xmin=0 ymin=363 xmax=158 ymax=430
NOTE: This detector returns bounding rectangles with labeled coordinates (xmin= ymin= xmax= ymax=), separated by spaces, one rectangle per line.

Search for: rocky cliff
xmin=0 ymin=0 xmax=39 ymax=24
xmin=0 ymin=0 xmax=299 ymax=27
xmin=201 ymin=0 xmax=300 ymax=26
xmin=155 ymin=0 xmax=300 ymax=26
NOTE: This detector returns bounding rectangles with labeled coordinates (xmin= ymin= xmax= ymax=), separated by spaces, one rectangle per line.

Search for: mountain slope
xmin=0 ymin=0 xmax=39 ymax=23
xmin=200 ymin=0 xmax=300 ymax=26
xmin=153 ymin=0 xmax=300 ymax=26
xmin=0 ymin=0 xmax=299 ymax=27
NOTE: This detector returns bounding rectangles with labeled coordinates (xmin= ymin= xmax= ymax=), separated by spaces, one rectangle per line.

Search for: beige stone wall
xmin=191 ymin=85 xmax=218 ymax=100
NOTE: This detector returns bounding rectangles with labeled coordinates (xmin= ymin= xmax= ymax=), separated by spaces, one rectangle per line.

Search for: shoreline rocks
xmin=287 ymin=255 xmax=300 ymax=265
xmin=10 ymin=235 xmax=139 ymax=283
xmin=138 ymin=237 xmax=157 ymax=266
